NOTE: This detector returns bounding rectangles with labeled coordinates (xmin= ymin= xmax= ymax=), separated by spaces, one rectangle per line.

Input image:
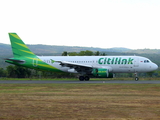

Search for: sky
xmin=0 ymin=0 xmax=160 ymax=49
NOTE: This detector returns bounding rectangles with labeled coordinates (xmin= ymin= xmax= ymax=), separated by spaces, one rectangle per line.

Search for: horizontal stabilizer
xmin=5 ymin=58 xmax=25 ymax=64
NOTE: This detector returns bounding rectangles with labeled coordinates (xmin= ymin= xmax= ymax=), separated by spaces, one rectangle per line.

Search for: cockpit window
xmin=144 ymin=60 xmax=150 ymax=63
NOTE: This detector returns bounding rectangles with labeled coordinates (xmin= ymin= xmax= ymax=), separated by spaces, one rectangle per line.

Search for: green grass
xmin=0 ymin=84 xmax=160 ymax=119
xmin=0 ymin=77 xmax=160 ymax=81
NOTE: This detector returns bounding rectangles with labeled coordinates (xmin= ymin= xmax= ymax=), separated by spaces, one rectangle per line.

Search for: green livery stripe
xmin=38 ymin=64 xmax=59 ymax=69
xmin=23 ymin=58 xmax=60 ymax=71
xmin=15 ymin=42 xmax=29 ymax=49
xmin=10 ymin=33 xmax=21 ymax=40
xmin=26 ymin=57 xmax=60 ymax=71
xmin=20 ymin=50 xmax=35 ymax=55
xmin=26 ymin=57 xmax=39 ymax=60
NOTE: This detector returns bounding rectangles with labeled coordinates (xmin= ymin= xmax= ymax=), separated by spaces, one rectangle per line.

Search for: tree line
xmin=0 ymin=65 xmax=76 ymax=78
xmin=61 ymin=50 xmax=106 ymax=56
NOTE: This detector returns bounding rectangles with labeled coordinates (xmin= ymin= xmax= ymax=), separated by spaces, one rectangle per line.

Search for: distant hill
xmin=0 ymin=43 xmax=12 ymax=56
xmin=0 ymin=43 xmax=131 ymax=56
xmin=127 ymin=49 xmax=160 ymax=54
xmin=28 ymin=45 xmax=132 ymax=55
xmin=1 ymin=43 xmax=160 ymax=55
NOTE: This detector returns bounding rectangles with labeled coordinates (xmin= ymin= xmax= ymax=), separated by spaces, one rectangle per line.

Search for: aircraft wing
xmin=56 ymin=61 xmax=92 ymax=68
xmin=55 ymin=61 xmax=93 ymax=73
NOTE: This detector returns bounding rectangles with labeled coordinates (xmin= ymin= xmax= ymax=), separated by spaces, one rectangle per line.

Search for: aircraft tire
xmin=84 ymin=76 xmax=90 ymax=81
xmin=135 ymin=77 xmax=139 ymax=81
xmin=79 ymin=76 xmax=85 ymax=81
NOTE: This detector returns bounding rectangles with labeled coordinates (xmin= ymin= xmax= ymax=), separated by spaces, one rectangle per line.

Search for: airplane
xmin=5 ymin=33 xmax=158 ymax=81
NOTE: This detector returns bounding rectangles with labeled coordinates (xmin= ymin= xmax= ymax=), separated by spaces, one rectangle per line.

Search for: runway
xmin=0 ymin=80 xmax=160 ymax=84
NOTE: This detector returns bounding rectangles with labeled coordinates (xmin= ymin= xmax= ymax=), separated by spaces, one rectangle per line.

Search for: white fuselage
xmin=38 ymin=56 xmax=158 ymax=73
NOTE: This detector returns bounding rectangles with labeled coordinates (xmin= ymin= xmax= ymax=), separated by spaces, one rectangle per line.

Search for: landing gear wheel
xmin=84 ymin=76 xmax=90 ymax=81
xmin=135 ymin=77 xmax=139 ymax=81
xmin=79 ymin=76 xmax=85 ymax=81
xmin=134 ymin=72 xmax=139 ymax=81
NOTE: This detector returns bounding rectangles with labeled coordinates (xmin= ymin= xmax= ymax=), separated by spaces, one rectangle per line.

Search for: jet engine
xmin=92 ymin=68 xmax=114 ymax=78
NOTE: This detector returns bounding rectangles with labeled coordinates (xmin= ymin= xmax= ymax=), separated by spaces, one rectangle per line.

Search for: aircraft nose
xmin=152 ymin=63 xmax=158 ymax=71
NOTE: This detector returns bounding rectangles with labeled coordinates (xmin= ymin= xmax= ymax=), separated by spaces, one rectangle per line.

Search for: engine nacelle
xmin=68 ymin=68 xmax=78 ymax=73
xmin=92 ymin=68 xmax=114 ymax=78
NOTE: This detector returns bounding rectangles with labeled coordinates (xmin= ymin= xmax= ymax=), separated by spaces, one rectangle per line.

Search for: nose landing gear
xmin=134 ymin=72 xmax=139 ymax=81
xmin=135 ymin=77 xmax=139 ymax=81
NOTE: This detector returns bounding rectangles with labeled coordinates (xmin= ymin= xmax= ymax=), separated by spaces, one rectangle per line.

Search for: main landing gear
xmin=79 ymin=76 xmax=90 ymax=81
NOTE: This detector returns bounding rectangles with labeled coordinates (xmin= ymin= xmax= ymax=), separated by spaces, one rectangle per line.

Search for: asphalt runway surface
xmin=0 ymin=80 xmax=160 ymax=84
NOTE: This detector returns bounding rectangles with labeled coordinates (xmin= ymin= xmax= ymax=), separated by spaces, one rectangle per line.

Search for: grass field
xmin=0 ymin=83 xmax=160 ymax=120
xmin=1 ymin=77 xmax=160 ymax=81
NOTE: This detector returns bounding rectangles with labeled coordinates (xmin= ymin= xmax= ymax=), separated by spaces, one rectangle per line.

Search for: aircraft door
xmin=134 ymin=58 xmax=139 ymax=67
xmin=33 ymin=58 xmax=38 ymax=67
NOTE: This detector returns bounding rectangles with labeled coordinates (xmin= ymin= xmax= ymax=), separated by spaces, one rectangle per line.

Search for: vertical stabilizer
xmin=8 ymin=33 xmax=36 ymax=58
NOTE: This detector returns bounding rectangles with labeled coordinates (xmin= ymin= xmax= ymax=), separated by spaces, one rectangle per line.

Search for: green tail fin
xmin=9 ymin=33 xmax=36 ymax=58
xmin=7 ymin=33 xmax=61 ymax=72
